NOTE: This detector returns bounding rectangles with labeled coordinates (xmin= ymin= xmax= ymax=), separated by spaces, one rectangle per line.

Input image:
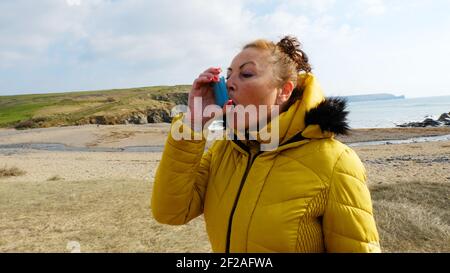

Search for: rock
xmin=396 ymin=112 xmax=450 ymax=127
xmin=127 ymin=113 xmax=148 ymax=124
xmin=14 ymin=120 xmax=37 ymax=130
xmin=438 ymin=112 xmax=450 ymax=125
xmin=150 ymin=93 xmax=188 ymax=105
xmin=80 ymin=109 xmax=173 ymax=126
xmin=147 ymin=109 xmax=171 ymax=123
xmin=14 ymin=117 xmax=49 ymax=130
xmin=422 ymin=118 xmax=441 ymax=127
xmin=94 ymin=116 xmax=107 ymax=125
xmin=438 ymin=112 xmax=450 ymax=121
xmin=396 ymin=121 xmax=423 ymax=127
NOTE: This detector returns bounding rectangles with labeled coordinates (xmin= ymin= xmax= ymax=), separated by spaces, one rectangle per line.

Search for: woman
xmin=151 ymin=36 xmax=381 ymax=253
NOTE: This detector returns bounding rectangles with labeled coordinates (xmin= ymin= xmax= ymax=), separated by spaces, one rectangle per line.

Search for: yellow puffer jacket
xmin=151 ymin=73 xmax=381 ymax=253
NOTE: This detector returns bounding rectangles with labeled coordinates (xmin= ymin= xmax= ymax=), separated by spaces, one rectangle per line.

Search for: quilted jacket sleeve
xmin=323 ymin=148 xmax=381 ymax=253
xmin=151 ymin=113 xmax=213 ymax=225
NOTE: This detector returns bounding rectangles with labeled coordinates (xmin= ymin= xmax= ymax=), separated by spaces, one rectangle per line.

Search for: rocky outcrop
xmin=397 ymin=112 xmax=450 ymax=127
xmin=10 ymin=91 xmax=188 ymax=129
xmin=147 ymin=109 xmax=171 ymax=123
xmin=79 ymin=109 xmax=173 ymax=125
xmin=438 ymin=112 xmax=450 ymax=122
xmin=126 ymin=113 xmax=148 ymax=124
xmin=14 ymin=117 xmax=49 ymax=129
xmin=86 ymin=115 xmax=125 ymax=125
xmin=149 ymin=93 xmax=188 ymax=105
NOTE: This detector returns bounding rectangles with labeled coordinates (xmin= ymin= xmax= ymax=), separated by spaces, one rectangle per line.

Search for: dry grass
xmin=34 ymin=105 xmax=87 ymax=117
xmin=370 ymin=181 xmax=450 ymax=252
xmin=47 ymin=175 xmax=63 ymax=181
xmin=0 ymin=178 xmax=210 ymax=253
xmin=0 ymin=166 xmax=26 ymax=178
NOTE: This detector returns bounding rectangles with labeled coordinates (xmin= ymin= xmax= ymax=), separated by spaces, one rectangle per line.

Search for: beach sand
xmin=0 ymin=124 xmax=449 ymax=252
xmin=1 ymin=124 xmax=450 ymax=148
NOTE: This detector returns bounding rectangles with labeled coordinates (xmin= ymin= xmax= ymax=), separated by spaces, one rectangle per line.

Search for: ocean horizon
xmin=345 ymin=95 xmax=450 ymax=128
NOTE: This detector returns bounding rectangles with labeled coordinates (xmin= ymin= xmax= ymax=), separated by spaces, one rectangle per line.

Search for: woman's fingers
xmin=194 ymin=67 xmax=222 ymax=85
xmin=191 ymin=66 xmax=222 ymax=92
xmin=203 ymin=67 xmax=222 ymax=75
xmin=198 ymin=72 xmax=220 ymax=82
xmin=193 ymin=76 xmax=213 ymax=89
xmin=193 ymin=72 xmax=221 ymax=89
xmin=194 ymin=74 xmax=211 ymax=83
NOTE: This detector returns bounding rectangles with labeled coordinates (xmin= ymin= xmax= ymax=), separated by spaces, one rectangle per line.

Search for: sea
xmin=346 ymin=95 xmax=450 ymax=128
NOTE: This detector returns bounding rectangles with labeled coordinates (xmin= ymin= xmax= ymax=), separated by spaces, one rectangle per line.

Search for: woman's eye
xmin=241 ymin=72 xmax=253 ymax=78
xmin=226 ymin=72 xmax=253 ymax=79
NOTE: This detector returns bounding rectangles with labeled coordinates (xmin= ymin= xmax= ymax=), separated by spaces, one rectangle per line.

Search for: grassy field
xmin=371 ymin=181 xmax=449 ymax=252
xmin=0 ymin=85 xmax=190 ymax=128
xmin=0 ymin=177 xmax=210 ymax=252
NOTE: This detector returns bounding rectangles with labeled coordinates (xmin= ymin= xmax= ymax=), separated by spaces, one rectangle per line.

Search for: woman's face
xmin=226 ymin=47 xmax=282 ymax=130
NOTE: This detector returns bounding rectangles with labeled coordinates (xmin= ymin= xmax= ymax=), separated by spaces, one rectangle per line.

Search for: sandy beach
xmin=0 ymin=124 xmax=449 ymax=252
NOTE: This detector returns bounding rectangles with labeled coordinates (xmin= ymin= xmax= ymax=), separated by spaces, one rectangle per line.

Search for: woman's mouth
xmin=228 ymin=95 xmax=237 ymax=106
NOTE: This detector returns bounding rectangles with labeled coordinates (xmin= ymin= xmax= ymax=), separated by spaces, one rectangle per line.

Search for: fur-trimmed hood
xmin=304 ymin=97 xmax=350 ymax=136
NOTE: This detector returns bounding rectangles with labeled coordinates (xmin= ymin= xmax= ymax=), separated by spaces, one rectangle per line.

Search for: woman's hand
xmin=186 ymin=67 xmax=231 ymax=129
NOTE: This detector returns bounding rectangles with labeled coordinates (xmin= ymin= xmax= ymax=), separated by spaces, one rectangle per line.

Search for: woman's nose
xmin=226 ymin=77 xmax=236 ymax=92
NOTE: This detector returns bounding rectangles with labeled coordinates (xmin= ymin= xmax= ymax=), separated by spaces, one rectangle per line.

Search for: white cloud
xmin=66 ymin=0 xmax=82 ymax=6
xmin=277 ymin=0 xmax=336 ymax=14
xmin=362 ymin=0 xmax=386 ymax=16
xmin=1 ymin=0 xmax=357 ymax=82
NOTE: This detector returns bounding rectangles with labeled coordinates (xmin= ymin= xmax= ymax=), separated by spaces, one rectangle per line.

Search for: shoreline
xmin=1 ymin=132 xmax=450 ymax=154
xmin=1 ymin=124 xmax=450 ymax=151
xmin=336 ymin=127 xmax=450 ymax=143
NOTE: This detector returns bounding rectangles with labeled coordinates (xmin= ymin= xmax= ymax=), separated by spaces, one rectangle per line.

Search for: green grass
xmin=0 ymin=102 xmax=55 ymax=125
xmin=0 ymin=85 xmax=191 ymax=128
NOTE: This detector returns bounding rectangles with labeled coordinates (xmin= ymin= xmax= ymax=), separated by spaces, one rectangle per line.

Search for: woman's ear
xmin=276 ymin=81 xmax=295 ymax=104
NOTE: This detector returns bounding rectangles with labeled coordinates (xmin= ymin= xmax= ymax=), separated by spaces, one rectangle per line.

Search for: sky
xmin=1 ymin=0 xmax=450 ymax=98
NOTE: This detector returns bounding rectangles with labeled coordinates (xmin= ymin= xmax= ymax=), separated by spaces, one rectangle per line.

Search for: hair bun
xmin=276 ymin=36 xmax=311 ymax=73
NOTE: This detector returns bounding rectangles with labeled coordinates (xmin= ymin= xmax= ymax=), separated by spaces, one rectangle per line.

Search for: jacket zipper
xmin=225 ymin=149 xmax=262 ymax=253
xmin=223 ymin=130 xmax=307 ymax=253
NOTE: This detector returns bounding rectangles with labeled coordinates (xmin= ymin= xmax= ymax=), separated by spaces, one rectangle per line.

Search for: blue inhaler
xmin=213 ymin=76 xmax=229 ymax=107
